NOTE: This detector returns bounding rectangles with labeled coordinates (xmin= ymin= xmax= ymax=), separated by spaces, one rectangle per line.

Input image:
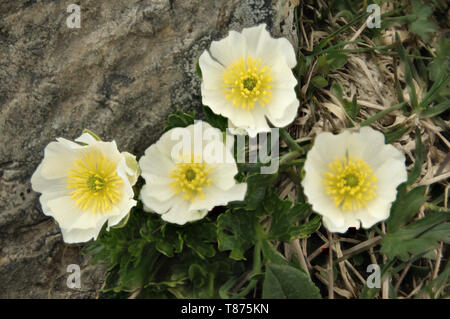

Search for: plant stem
xmin=232 ymin=241 xmax=262 ymax=299
xmin=280 ymin=127 xmax=304 ymax=154
xmin=360 ymin=102 xmax=406 ymax=127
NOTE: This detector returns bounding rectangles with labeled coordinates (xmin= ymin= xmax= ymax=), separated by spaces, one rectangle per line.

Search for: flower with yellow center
xmin=31 ymin=132 xmax=139 ymax=243
xmin=139 ymin=121 xmax=247 ymax=225
xmin=169 ymin=160 xmax=214 ymax=201
xmin=301 ymin=127 xmax=407 ymax=233
xmin=199 ymin=24 xmax=299 ymax=137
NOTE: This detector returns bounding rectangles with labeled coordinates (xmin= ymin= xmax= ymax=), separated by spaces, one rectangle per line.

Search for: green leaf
xmin=240 ymin=173 xmax=278 ymax=211
xmin=418 ymin=262 xmax=450 ymax=298
xmin=188 ymin=264 xmax=207 ymax=288
xmin=261 ymin=240 xmax=290 ymax=266
xmin=409 ymin=0 xmax=438 ymax=42
xmin=183 ymin=222 xmax=217 ymax=259
xmin=217 ymin=209 xmax=259 ymax=260
xmin=140 ymin=218 xmax=184 ymax=258
xmin=326 ymin=53 xmax=348 ymax=70
xmin=384 ymin=125 xmax=411 ymax=144
xmin=330 ymin=81 xmax=343 ymax=100
xmin=111 ymin=212 xmax=131 ymax=229
xmin=342 ymin=96 xmax=360 ymax=120
xmin=428 ymin=37 xmax=450 ymax=82
xmin=419 ymin=100 xmax=450 ymax=118
xmin=387 ymin=185 xmax=427 ymax=233
xmin=164 ymin=111 xmax=195 ymax=132
xmin=264 ymin=191 xmax=320 ymax=242
xmin=117 ymin=244 xmax=159 ymax=291
xmin=262 ymin=264 xmax=321 ymax=299
xmin=397 ymin=35 xmax=418 ymax=109
xmin=382 ymin=212 xmax=450 ymax=261
xmin=407 ymin=129 xmax=425 ymax=185
xmin=311 ymin=76 xmax=328 ymax=88
xmin=202 ymin=105 xmax=228 ymax=131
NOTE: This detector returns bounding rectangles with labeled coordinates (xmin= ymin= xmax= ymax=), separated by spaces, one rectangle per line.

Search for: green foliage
xmin=387 ymin=185 xmax=427 ymax=233
xmin=238 ymin=173 xmax=278 ymax=211
xmin=217 ymin=209 xmax=259 ymax=261
xmin=262 ymin=264 xmax=321 ymax=299
xmin=263 ymin=190 xmax=321 ymax=242
xmin=409 ymin=0 xmax=438 ymax=42
xmin=406 ymin=128 xmax=425 ymax=185
xmin=202 ymin=105 xmax=228 ymax=131
xmin=163 ymin=110 xmax=195 ymax=132
xmin=382 ymin=212 xmax=450 ymax=261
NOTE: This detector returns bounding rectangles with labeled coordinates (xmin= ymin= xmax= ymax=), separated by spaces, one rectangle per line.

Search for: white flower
xmin=199 ymin=23 xmax=299 ymax=137
xmin=301 ymin=126 xmax=407 ymax=233
xmin=31 ymin=132 xmax=138 ymax=243
xmin=139 ymin=121 xmax=247 ymax=225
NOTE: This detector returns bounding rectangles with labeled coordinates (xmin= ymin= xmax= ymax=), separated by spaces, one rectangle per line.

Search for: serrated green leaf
xmin=264 ymin=191 xmax=320 ymax=242
xmin=262 ymin=264 xmax=321 ymax=299
xmin=217 ymin=209 xmax=259 ymax=260
xmin=241 ymin=173 xmax=278 ymax=211
xmin=409 ymin=0 xmax=438 ymax=42
xmin=387 ymin=185 xmax=427 ymax=233
xmin=382 ymin=212 xmax=450 ymax=261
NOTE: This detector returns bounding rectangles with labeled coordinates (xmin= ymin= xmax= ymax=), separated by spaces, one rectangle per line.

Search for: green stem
xmin=280 ymin=158 xmax=305 ymax=167
xmin=232 ymin=241 xmax=262 ymax=299
xmin=279 ymin=150 xmax=302 ymax=166
xmin=280 ymin=128 xmax=304 ymax=154
xmin=360 ymin=102 xmax=406 ymax=127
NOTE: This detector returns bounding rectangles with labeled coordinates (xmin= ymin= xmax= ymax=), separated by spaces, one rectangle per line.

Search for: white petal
xmin=140 ymin=185 xmax=181 ymax=215
xmin=141 ymin=176 xmax=176 ymax=201
xmin=107 ymin=198 xmax=137 ymax=228
xmin=266 ymin=95 xmax=299 ymax=128
xmin=199 ymin=51 xmax=226 ymax=90
xmin=209 ymin=30 xmax=246 ymax=66
xmin=39 ymin=141 xmax=80 ymax=179
xmin=75 ymin=132 xmax=98 ymax=145
xmin=60 ymin=226 xmax=100 ymax=243
xmin=208 ymin=163 xmax=238 ymax=190
xmin=241 ymin=24 xmax=296 ymax=68
xmin=188 ymin=183 xmax=247 ymax=211
xmin=139 ymin=144 xmax=175 ymax=179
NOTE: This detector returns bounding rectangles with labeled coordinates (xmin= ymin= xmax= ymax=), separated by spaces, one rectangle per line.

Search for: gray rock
xmin=0 ymin=0 xmax=297 ymax=298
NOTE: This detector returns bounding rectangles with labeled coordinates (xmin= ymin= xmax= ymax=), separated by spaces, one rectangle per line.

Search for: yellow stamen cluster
xmin=222 ymin=56 xmax=273 ymax=110
xmin=324 ymin=155 xmax=377 ymax=211
xmin=169 ymin=158 xmax=214 ymax=201
xmin=67 ymin=152 xmax=123 ymax=213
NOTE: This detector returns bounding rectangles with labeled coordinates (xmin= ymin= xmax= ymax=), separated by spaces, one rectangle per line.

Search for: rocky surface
xmin=0 ymin=0 xmax=297 ymax=298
